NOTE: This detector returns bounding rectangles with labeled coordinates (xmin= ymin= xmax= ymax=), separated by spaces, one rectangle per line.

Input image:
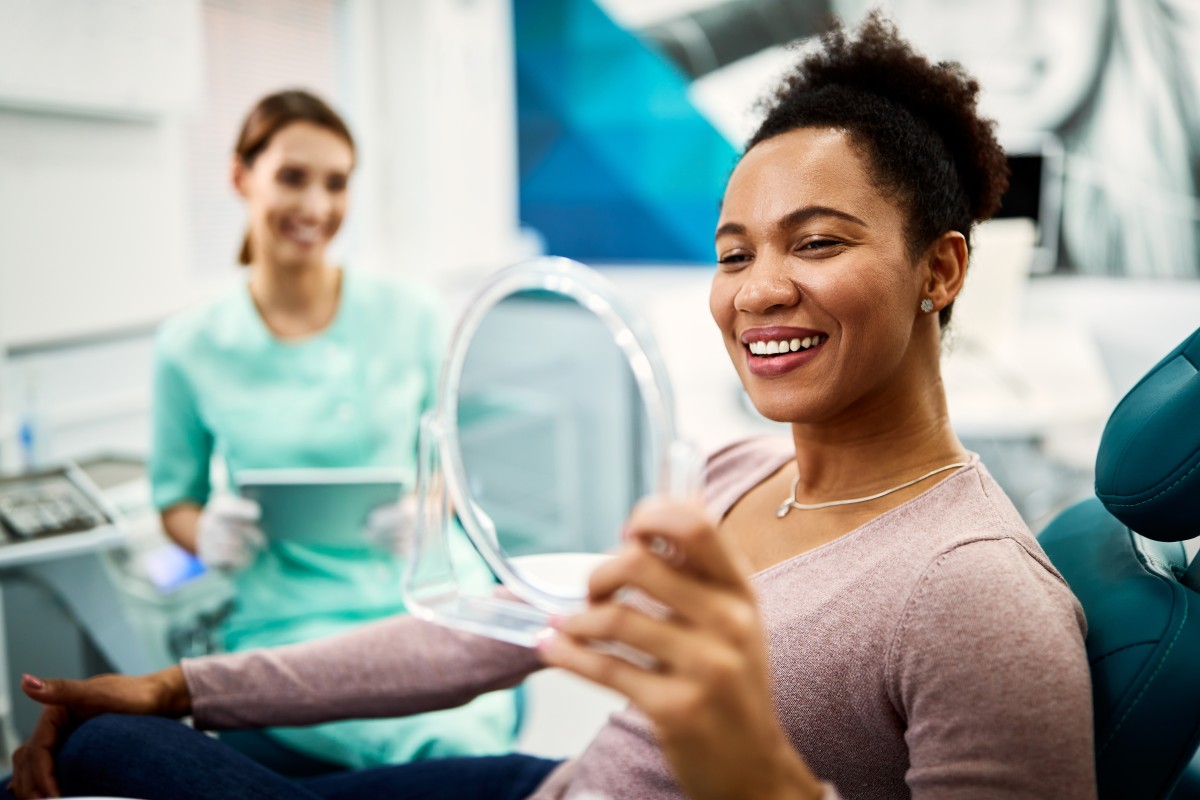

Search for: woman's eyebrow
xmin=778 ymin=205 xmax=867 ymax=230
xmin=716 ymin=205 xmax=868 ymax=241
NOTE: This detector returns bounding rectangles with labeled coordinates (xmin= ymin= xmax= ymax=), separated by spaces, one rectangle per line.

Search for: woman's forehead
xmin=721 ymin=128 xmax=882 ymax=223
xmin=262 ymin=122 xmax=354 ymax=169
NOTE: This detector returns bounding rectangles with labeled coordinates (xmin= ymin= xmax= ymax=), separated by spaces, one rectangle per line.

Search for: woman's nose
xmin=735 ymin=255 xmax=802 ymax=314
xmin=299 ymin=185 xmax=332 ymax=218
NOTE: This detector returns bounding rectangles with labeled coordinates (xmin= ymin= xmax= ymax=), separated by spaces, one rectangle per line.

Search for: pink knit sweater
xmin=182 ymin=437 xmax=1096 ymax=799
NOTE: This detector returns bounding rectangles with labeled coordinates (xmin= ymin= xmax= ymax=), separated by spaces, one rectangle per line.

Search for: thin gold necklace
xmin=776 ymin=462 xmax=968 ymax=518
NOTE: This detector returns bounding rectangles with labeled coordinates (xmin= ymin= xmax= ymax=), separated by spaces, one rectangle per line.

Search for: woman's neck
xmin=787 ymin=374 xmax=967 ymax=503
xmin=248 ymin=260 xmax=342 ymax=339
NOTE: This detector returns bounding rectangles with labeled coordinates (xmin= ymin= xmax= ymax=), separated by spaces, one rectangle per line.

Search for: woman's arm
xmin=160 ymin=502 xmax=202 ymax=553
xmin=183 ymin=612 xmax=542 ymax=729
xmin=11 ymin=614 xmax=541 ymax=797
xmin=537 ymin=497 xmax=827 ymax=800
xmin=887 ymin=539 xmax=1097 ymax=799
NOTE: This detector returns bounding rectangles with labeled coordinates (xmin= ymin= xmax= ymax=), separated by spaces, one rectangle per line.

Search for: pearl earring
xmin=919 ymin=298 xmax=934 ymax=314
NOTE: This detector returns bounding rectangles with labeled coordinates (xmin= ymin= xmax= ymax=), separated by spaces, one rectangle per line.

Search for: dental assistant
xmin=149 ymin=90 xmax=516 ymax=771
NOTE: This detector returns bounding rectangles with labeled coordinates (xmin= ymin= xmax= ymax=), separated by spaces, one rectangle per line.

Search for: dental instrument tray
xmin=234 ymin=467 xmax=407 ymax=548
xmin=0 ymin=464 xmax=125 ymax=568
xmin=0 ymin=466 xmax=111 ymax=541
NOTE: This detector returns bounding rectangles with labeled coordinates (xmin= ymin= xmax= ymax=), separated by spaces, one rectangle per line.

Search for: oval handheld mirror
xmin=402 ymin=257 xmax=699 ymax=647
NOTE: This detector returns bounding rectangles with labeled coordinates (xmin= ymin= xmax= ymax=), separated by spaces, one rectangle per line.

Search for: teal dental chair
xmin=1038 ymin=327 xmax=1200 ymax=800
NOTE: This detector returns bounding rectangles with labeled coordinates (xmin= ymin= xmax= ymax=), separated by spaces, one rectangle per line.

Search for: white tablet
xmin=234 ymin=467 xmax=407 ymax=547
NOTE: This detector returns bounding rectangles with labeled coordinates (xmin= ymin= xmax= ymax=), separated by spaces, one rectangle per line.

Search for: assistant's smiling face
xmin=234 ymin=121 xmax=353 ymax=271
xmin=710 ymin=127 xmax=932 ymax=425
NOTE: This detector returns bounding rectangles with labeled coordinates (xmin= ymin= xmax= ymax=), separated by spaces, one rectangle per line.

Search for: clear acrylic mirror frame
xmin=401 ymin=257 xmax=697 ymax=648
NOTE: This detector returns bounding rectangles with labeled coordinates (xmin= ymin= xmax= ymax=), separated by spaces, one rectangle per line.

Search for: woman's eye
xmin=278 ymin=168 xmax=306 ymax=187
xmin=797 ymin=238 xmax=844 ymax=255
xmin=717 ymin=252 xmax=752 ymax=267
xmin=800 ymin=239 xmax=838 ymax=250
xmin=326 ymin=175 xmax=348 ymax=192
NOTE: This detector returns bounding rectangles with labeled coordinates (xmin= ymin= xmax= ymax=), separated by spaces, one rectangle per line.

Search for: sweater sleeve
xmin=885 ymin=538 xmax=1097 ymax=800
xmin=181 ymin=614 xmax=543 ymax=730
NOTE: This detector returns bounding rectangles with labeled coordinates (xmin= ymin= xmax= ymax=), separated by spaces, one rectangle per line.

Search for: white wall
xmin=340 ymin=0 xmax=533 ymax=289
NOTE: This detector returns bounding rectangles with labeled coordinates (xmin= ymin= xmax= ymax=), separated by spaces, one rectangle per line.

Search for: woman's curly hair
xmin=748 ymin=11 xmax=1009 ymax=326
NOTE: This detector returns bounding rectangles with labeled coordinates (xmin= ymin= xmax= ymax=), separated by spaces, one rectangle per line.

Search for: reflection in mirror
xmin=455 ymin=290 xmax=655 ymax=599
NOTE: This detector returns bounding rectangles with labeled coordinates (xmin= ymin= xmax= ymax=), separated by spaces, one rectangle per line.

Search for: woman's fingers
xmin=10 ymin=704 xmax=69 ymax=799
xmin=21 ymin=670 xmax=180 ymax=717
xmin=12 ymin=671 xmax=184 ymax=799
xmin=24 ymin=743 xmax=61 ymax=799
xmin=22 ymin=674 xmax=83 ymax=708
xmin=587 ymin=542 xmax=760 ymax=649
xmin=537 ymin=625 xmax=672 ymax=704
xmin=621 ymin=497 xmax=750 ymax=588
xmin=552 ymin=600 xmax=691 ymax=670
xmin=22 ymin=674 xmax=116 ymax=718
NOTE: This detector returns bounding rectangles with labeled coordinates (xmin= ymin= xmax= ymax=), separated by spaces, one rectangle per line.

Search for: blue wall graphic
xmin=514 ymin=0 xmax=739 ymax=263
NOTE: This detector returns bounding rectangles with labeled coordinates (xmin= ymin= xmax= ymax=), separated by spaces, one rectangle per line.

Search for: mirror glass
xmin=403 ymin=258 xmax=687 ymax=646
xmin=455 ymin=289 xmax=656 ymax=600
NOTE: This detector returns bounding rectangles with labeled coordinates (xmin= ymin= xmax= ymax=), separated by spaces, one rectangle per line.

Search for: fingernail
xmin=22 ymin=673 xmax=45 ymax=690
xmin=547 ymin=614 xmax=565 ymax=629
xmin=534 ymin=629 xmax=557 ymax=651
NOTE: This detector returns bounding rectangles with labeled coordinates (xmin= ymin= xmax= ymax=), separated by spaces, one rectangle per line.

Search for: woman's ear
xmin=922 ymin=231 xmax=968 ymax=314
xmin=231 ymin=157 xmax=250 ymax=199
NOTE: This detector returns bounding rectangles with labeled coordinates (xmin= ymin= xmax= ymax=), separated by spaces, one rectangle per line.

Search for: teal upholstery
xmin=1095 ymin=329 xmax=1200 ymax=541
xmin=1039 ymin=327 xmax=1200 ymax=799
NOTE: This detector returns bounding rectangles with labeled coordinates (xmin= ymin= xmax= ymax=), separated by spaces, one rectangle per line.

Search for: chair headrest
xmin=1095 ymin=327 xmax=1200 ymax=542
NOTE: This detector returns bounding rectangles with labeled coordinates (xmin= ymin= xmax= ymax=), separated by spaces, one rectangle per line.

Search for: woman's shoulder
xmin=155 ymin=286 xmax=253 ymax=359
xmin=886 ymin=463 xmax=1082 ymax=638
xmin=704 ymin=436 xmax=793 ymax=519
xmin=893 ymin=460 xmax=1064 ymax=581
xmin=884 ymin=531 xmax=1088 ymax=684
xmin=343 ymin=269 xmax=442 ymax=319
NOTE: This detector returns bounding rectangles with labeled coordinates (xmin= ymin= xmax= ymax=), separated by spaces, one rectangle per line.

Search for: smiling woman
xmin=8 ymin=16 xmax=1094 ymax=800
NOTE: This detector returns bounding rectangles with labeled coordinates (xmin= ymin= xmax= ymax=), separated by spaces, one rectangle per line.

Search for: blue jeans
xmin=1 ymin=714 xmax=562 ymax=800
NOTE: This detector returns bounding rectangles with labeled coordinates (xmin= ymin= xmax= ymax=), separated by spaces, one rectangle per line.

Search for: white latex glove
xmin=196 ymin=495 xmax=266 ymax=572
xmin=363 ymin=494 xmax=419 ymax=556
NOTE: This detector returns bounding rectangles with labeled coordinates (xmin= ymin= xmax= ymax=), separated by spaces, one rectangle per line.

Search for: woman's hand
xmin=363 ymin=494 xmax=420 ymax=555
xmin=195 ymin=495 xmax=266 ymax=571
xmin=8 ymin=667 xmax=191 ymax=799
xmin=536 ymin=498 xmax=824 ymax=800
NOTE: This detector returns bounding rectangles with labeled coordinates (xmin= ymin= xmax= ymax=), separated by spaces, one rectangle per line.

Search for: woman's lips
xmin=280 ymin=220 xmax=327 ymax=247
xmin=741 ymin=327 xmax=827 ymax=377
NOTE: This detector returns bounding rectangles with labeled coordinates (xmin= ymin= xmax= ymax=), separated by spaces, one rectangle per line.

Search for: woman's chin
xmin=270 ymin=243 xmax=327 ymax=270
xmin=743 ymin=392 xmax=817 ymax=426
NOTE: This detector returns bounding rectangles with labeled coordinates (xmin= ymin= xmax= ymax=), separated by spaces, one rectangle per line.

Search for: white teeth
xmin=288 ymin=224 xmax=321 ymax=244
xmin=748 ymin=334 xmax=824 ymax=356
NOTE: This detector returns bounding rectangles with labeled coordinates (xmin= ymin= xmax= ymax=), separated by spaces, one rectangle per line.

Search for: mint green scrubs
xmin=150 ymin=270 xmax=517 ymax=769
